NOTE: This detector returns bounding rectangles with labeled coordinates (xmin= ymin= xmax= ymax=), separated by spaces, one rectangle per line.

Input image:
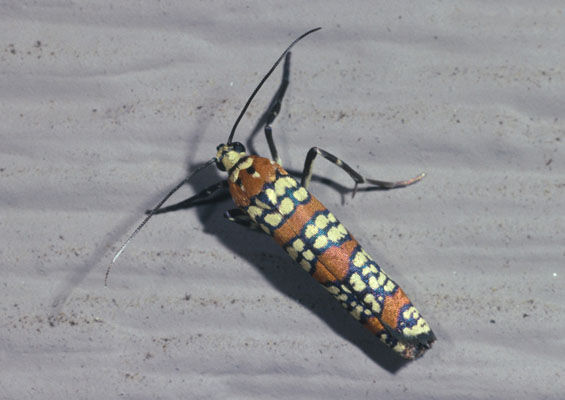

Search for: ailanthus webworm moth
xmin=107 ymin=27 xmax=436 ymax=360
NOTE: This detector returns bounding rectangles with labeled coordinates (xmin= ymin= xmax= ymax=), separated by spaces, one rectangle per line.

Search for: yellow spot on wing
xmin=384 ymin=280 xmax=396 ymax=293
xmin=327 ymin=226 xmax=346 ymax=242
xmin=377 ymin=272 xmax=387 ymax=287
xmin=315 ymin=215 xmax=329 ymax=229
xmin=247 ymin=206 xmax=263 ymax=219
xmin=313 ymin=235 xmax=328 ymax=249
xmin=293 ymin=239 xmax=305 ymax=252
xmin=350 ymin=305 xmax=363 ymax=320
xmin=349 ymin=273 xmax=367 ymax=292
xmin=293 ymin=187 xmax=308 ymax=202
xmin=264 ymin=212 xmax=282 ymax=227
xmin=363 ymin=293 xmax=381 ymax=314
xmin=279 ymin=197 xmax=294 ymax=215
xmin=305 ymin=224 xmax=318 ymax=238
xmin=353 ymin=251 xmax=368 ymax=267
xmin=302 ymin=249 xmax=314 ymax=261
xmin=265 ymin=188 xmax=277 ymax=205
xmin=368 ymin=276 xmax=379 ymax=290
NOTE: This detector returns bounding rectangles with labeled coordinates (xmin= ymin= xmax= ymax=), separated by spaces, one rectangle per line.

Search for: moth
xmin=108 ymin=28 xmax=435 ymax=359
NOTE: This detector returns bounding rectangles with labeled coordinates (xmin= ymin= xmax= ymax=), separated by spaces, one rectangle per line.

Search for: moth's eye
xmin=232 ymin=142 xmax=246 ymax=153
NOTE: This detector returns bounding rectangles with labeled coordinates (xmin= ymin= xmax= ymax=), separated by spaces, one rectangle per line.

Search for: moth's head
xmin=215 ymin=142 xmax=246 ymax=171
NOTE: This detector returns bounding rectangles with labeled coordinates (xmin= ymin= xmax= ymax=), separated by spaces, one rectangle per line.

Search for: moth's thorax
xmin=227 ymin=155 xmax=286 ymax=208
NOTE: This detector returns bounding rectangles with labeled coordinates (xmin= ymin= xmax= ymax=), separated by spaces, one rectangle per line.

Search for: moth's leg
xmin=263 ymin=52 xmax=292 ymax=166
xmin=300 ymin=147 xmax=425 ymax=197
xmin=224 ymin=209 xmax=261 ymax=231
xmin=148 ymin=180 xmax=228 ymax=215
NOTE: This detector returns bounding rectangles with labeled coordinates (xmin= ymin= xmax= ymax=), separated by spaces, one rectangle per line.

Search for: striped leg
xmin=263 ymin=52 xmax=292 ymax=166
xmin=147 ymin=180 xmax=228 ymax=215
xmin=300 ymin=147 xmax=425 ymax=197
xmin=224 ymin=209 xmax=261 ymax=231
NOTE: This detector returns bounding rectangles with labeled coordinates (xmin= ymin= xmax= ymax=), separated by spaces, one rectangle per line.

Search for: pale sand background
xmin=2 ymin=2 xmax=564 ymax=399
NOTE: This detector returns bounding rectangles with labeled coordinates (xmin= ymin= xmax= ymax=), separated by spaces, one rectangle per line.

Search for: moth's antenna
xmin=227 ymin=27 xmax=321 ymax=145
xmin=105 ymin=158 xmax=217 ymax=286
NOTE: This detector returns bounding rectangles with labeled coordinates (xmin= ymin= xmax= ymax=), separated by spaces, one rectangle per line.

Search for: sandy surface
xmin=2 ymin=2 xmax=564 ymax=399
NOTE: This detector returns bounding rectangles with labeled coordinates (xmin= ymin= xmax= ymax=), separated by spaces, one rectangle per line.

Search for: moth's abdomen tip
xmin=402 ymin=331 xmax=437 ymax=360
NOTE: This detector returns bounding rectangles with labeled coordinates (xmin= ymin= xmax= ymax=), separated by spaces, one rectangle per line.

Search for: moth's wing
xmin=242 ymin=169 xmax=436 ymax=359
